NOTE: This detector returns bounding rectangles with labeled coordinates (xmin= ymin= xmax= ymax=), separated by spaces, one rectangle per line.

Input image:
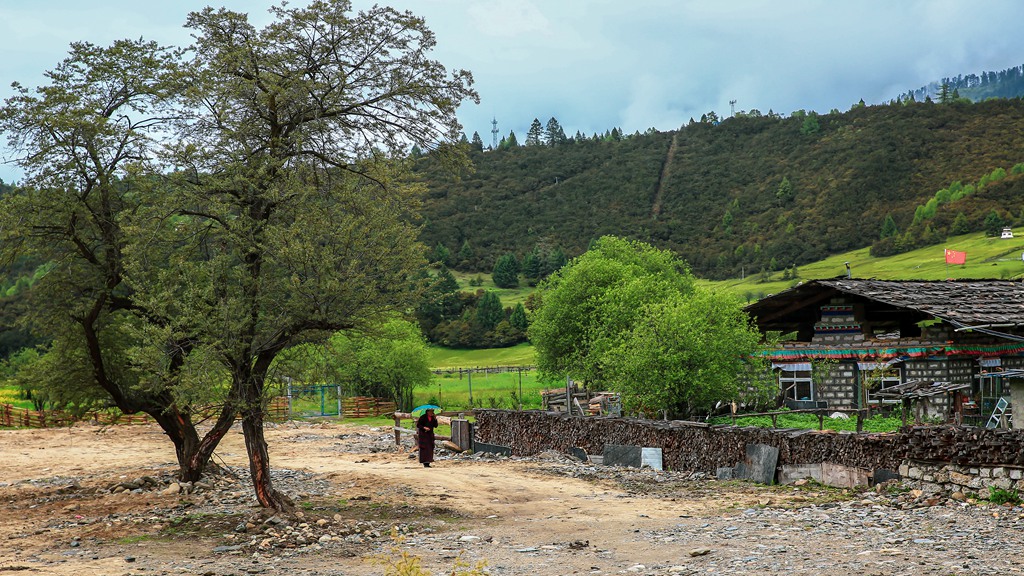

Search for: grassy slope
xmin=703 ymin=230 xmax=1024 ymax=299
xmin=448 ymin=270 xmax=535 ymax=306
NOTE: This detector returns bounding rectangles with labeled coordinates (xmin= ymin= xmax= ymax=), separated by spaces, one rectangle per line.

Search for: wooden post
xmin=817 ymin=410 xmax=824 ymax=430
xmin=566 ymin=375 xmax=572 ymax=416
xmin=856 ymin=409 xmax=864 ymax=433
xmin=393 ymin=414 xmax=401 ymax=447
xmin=518 ymin=368 xmax=523 ymax=411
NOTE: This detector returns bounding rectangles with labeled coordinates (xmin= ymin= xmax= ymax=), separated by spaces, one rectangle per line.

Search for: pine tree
xmin=984 ymin=210 xmax=1005 ymax=237
xmin=509 ymin=303 xmax=528 ymax=331
xmin=522 ymin=248 xmax=541 ymax=285
xmin=543 ymin=248 xmax=567 ymax=277
xmin=475 ymin=291 xmax=504 ymax=331
xmin=491 ymin=253 xmax=520 ymax=288
xmin=946 ymin=212 xmax=970 ymax=234
xmin=544 ymin=117 xmax=566 ymax=146
xmin=470 ymin=131 xmax=483 ymax=152
xmin=776 ymin=176 xmax=794 ymax=204
xmin=526 ymin=118 xmax=543 ymax=146
xmin=458 ymin=240 xmax=473 ymax=266
xmin=880 ymin=214 xmax=899 ymax=239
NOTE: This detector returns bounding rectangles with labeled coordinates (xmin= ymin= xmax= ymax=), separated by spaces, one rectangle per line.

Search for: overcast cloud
xmin=2 ymin=0 xmax=1023 ymax=182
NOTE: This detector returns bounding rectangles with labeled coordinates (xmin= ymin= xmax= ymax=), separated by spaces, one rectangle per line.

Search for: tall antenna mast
xmin=730 ymin=99 xmax=737 ymax=117
xmin=491 ymin=117 xmax=499 ymax=149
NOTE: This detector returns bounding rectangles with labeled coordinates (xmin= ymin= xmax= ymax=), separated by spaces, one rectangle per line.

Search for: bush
xmin=988 ymin=487 xmax=1021 ymax=506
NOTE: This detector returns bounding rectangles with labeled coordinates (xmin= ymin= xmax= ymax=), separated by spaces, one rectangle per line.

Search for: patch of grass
xmin=449 ymin=270 xmax=535 ymax=308
xmin=419 ymin=368 xmax=545 ymax=411
xmin=0 ymin=385 xmax=35 ymax=410
xmin=708 ymin=411 xmax=903 ymax=433
xmin=117 ymin=534 xmax=155 ymax=544
xmin=427 ymin=343 xmax=536 ymax=369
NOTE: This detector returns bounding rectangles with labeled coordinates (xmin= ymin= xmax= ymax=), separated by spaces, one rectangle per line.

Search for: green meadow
xmin=704 ymin=231 xmax=1024 ymax=300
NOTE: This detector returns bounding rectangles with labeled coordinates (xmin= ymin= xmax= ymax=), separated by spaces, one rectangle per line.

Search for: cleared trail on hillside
xmin=651 ymin=132 xmax=679 ymax=219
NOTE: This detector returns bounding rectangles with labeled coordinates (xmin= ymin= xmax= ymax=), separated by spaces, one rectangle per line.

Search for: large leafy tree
xmin=0 ymin=39 xmax=239 ymax=482
xmin=529 ymin=236 xmax=765 ymax=416
xmin=324 ymin=319 xmax=432 ymax=411
xmin=604 ymin=289 xmax=769 ymax=416
xmin=529 ymin=236 xmax=695 ymax=387
xmin=125 ymin=1 xmax=475 ymax=510
xmin=0 ymin=1 xmax=476 ymax=511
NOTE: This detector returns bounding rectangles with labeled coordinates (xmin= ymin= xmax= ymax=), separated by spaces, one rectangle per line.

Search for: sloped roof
xmin=746 ymin=278 xmax=1024 ymax=330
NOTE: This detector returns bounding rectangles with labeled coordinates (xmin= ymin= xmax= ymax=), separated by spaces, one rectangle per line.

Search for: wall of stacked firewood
xmin=473 ymin=410 xmax=1024 ymax=472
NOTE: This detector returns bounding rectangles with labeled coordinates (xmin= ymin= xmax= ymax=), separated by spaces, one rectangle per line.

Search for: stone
xmin=689 ymin=547 xmax=712 ymax=557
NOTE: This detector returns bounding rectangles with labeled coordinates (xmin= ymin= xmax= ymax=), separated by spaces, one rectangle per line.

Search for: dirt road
xmin=1 ymin=421 xmax=1022 ymax=575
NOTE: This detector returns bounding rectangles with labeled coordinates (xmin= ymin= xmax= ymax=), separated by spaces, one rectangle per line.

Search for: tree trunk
xmin=236 ymin=361 xmax=292 ymax=512
xmin=152 ymin=405 xmax=238 ymax=482
xmin=241 ymin=400 xmax=292 ymax=511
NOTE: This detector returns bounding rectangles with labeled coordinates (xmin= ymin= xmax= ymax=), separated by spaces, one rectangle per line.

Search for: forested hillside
xmin=416 ymin=98 xmax=1024 ymax=279
xmin=902 ymin=63 xmax=1024 ymax=103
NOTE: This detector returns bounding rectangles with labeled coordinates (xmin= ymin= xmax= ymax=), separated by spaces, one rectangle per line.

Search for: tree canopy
xmin=0 ymin=0 xmax=477 ymax=511
xmin=529 ymin=236 xmax=768 ymax=417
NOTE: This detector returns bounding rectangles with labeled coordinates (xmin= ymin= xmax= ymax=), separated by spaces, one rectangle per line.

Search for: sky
xmin=2 ymin=0 xmax=1024 ymax=182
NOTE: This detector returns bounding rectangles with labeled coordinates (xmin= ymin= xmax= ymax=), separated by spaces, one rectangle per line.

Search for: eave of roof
xmin=746 ymin=278 xmax=1024 ymax=328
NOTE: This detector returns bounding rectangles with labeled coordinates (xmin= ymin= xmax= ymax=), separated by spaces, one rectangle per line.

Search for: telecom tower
xmin=730 ymin=99 xmax=737 ymax=117
xmin=491 ymin=117 xmax=499 ymax=149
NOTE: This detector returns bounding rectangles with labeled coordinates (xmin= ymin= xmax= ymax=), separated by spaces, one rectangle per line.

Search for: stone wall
xmin=816 ymin=362 xmax=858 ymax=408
xmin=475 ymin=410 xmax=1024 ymax=477
xmin=902 ymin=461 xmax=1024 ymax=497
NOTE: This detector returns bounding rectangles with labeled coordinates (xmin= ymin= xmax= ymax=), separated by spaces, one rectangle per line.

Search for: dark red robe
xmin=416 ymin=412 xmax=438 ymax=463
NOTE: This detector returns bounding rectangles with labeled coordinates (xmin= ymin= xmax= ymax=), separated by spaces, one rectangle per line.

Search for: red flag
xmin=945 ymin=249 xmax=966 ymax=265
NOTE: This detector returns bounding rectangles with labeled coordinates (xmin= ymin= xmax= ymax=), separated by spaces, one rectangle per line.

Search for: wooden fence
xmin=727 ymin=408 xmax=871 ymax=432
xmin=342 ymin=396 xmax=397 ymax=418
xmin=0 ymin=404 xmax=152 ymax=429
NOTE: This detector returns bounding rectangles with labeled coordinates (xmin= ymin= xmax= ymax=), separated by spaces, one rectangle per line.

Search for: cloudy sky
xmin=2 ymin=0 xmax=1023 ymax=182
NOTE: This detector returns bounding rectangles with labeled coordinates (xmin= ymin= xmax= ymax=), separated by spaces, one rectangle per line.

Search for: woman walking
xmin=416 ymin=408 xmax=438 ymax=468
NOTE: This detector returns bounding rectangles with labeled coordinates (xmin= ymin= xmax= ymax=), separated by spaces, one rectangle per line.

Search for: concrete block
xmin=473 ymin=442 xmax=511 ymax=456
xmin=603 ymin=444 xmax=642 ymax=468
xmin=736 ymin=443 xmax=779 ymax=485
xmin=779 ymin=463 xmax=823 ymax=485
xmin=640 ymin=447 xmax=663 ymax=471
xmin=821 ymin=462 xmax=872 ymax=489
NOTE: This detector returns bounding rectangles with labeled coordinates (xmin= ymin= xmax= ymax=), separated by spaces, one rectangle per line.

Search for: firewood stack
xmin=474 ymin=410 xmax=1024 ymax=473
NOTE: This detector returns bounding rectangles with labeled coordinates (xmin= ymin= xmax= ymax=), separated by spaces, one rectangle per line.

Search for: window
xmin=868 ymin=370 xmax=902 ymax=403
xmin=779 ymin=370 xmax=814 ymax=401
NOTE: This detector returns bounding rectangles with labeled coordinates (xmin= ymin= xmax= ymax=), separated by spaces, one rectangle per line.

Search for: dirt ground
xmin=1 ymin=421 xmax=1020 ymax=576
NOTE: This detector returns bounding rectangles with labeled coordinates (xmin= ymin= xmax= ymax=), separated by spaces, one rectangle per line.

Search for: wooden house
xmin=744 ymin=279 xmax=1024 ymax=425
